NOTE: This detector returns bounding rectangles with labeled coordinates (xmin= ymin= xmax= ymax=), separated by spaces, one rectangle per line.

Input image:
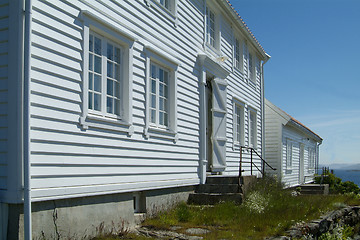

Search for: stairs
xmin=299 ymin=184 xmax=329 ymax=195
xmin=188 ymin=175 xmax=257 ymax=205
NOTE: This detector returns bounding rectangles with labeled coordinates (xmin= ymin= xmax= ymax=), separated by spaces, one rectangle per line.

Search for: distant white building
xmin=265 ymin=99 xmax=322 ymax=187
xmin=0 ymin=0 xmax=270 ymax=239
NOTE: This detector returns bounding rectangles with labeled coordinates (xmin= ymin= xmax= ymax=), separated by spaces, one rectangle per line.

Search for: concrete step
xmin=188 ymin=193 xmax=243 ymax=205
xmin=299 ymin=184 xmax=329 ymax=195
xmin=300 ymin=189 xmax=326 ymax=195
xmin=196 ymin=184 xmax=241 ymax=194
xmin=205 ymin=175 xmax=240 ymax=185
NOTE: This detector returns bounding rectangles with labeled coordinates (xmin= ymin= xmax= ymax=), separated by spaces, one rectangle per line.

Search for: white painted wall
xmin=2 ymin=0 xmax=268 ymax=202
xmin=265 ymin=99 xmax=320 ymax=187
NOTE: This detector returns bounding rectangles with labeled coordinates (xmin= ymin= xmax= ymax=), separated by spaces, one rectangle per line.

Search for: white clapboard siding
xmin=0 ymin=1 xmax=9 ymax=191
xmin=265 ymin=99 xmax=321 ymax=186
xmin=26 ymin=0 xmax=209 ymax=200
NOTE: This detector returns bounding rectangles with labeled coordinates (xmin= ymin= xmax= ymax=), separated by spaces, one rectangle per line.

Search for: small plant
xmin=318 ymin=225 xmax=354 ymax=240
xmin=244 ymin=191 xmax=269 ymax=214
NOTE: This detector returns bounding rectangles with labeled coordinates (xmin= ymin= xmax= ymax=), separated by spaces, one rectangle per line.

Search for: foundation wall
xmin=7 ymin=186 xmax=193 ymax=240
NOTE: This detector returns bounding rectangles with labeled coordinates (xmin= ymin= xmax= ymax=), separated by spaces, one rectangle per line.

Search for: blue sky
xmin=230 ymin=0 xmax=360 ymax=165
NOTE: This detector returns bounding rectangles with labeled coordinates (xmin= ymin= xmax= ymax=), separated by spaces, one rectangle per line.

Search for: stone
xmin=185 ymin=228 xmax=211 ymax=235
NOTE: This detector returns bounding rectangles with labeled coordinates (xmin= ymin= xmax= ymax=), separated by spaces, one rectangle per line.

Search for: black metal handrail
xmin=239 ymin=146 xmax=276 ymax=177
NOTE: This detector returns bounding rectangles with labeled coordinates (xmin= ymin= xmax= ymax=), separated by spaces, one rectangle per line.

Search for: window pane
xmin=94 ymin=37 xmax=101 ymax=55
xmin=89 ymin=54 xmax=93 ymax=70
xmin=107 ymin=43 xmax=113 ymax=60
xmin=151 ymin=80 xmax=156 ymax=94
xmin=88 ymin=92 xmax=93 ymax=109
xmin=107 ymin=61 xmax=113 ymax=78
xmin=151 ymin=65 xmax=156 ymax=79
xmin=94 ymin=74 xmax=101 ymax=92
xmin=159 ymin=112 xmax=164 ymax=125
xmin=115 ymin=99 xmax=120 ymax=116
xmin=89 ymin=34 xmax=94 ymax=52
xmin=94 ymin=56 xmax=102 ymax=74
xmin=159 ymin=84 xmax=164 ymax=97
xmin=164 ymin=112 xmax=168 ymax=126
xmin=159 ymin=98 xmax=164 ymax=111
xmin=151 ymin=94 xmax=156 ymax=108
xmin=115 ymin=65 xmax=120 ymax=80
xmin=115 ymin=48 xmax=121 ymax=64
xmin=107 ymin=97 xmax=113 ymax=114
xmin=107 ymin=79 xmax=113 ymax=95
xmin=150 ymin=109 xmax=156 ymax=123
xmin=115 ymin=81 xmax=120 ymax=98
xmin=88 ymin=73 xmax=93 ymax=90
xmin=164 ymin=71 xmax=169 ymax=85
xmin=94 ymin=93 xmax=101 ymax=111
xmin=159 ymin=68 xmax=164 ymax=83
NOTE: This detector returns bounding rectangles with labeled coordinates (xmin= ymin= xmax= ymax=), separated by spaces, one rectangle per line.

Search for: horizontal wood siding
xmin=220 ymin=14 xmax=264 ymax=177
xmin=0 ymin=1 xmax=9 ymax=190
xmin=29 ymin=0 xmax=206 ymax=200
xmin=264 ymin=103 xmax=282 ymax=177
xmin=281 ymin=126 xmax=318 ymax=187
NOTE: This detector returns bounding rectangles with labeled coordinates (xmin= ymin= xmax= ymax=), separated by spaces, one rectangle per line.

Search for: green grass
xmin=94 ymin=177 xmax=360 ymax=240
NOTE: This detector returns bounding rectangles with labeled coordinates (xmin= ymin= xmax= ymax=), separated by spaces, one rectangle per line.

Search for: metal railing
xmin=239 ymin=146 xmax=276 ymax=177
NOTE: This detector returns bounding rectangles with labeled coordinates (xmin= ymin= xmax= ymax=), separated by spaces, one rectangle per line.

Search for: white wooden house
xmin=265 ymin=99 xmax=322 ymax=187
xmin=0 ymin=0 xmax=270 ymax=238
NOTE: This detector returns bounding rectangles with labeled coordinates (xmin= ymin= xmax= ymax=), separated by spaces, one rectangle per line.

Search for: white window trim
xmin=308 ymin=147 xmax=316 ymax=170
xmin=233 ymin=36 xmax=243 ymax=73
xmin=144 ymin=45 xmax=179 ymax=142
xmin=204 ymin=4 xmax=221 ymax=55
xmin=286 ymin=139 xmax=293 ymax=169
xmin=79 ymin=12 xmax=135 ymax=136
xmin=233 ymin=99 xmax=245 ymax=149
xmin=145 ymin=0 xmax=179 ymax=27
xmin=248 ymin=108 xmax=257 ymax=149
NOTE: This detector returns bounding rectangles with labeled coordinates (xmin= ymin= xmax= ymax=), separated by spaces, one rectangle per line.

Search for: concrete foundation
xmin=7 ymin=186 xmax=194 ymax=240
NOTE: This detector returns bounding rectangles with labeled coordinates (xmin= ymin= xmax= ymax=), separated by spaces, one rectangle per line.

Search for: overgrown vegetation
xmin=314 ymin=169 xmax=360 ymax=194
xmin=96 ymin=176 xmax=360 ymax=240
xmin=140 ymin=177 xmax=360 ymax=240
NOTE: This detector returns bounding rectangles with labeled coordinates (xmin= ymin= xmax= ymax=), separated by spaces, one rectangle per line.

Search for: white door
xmin=210 ymin=77 xmax=227 ymax=172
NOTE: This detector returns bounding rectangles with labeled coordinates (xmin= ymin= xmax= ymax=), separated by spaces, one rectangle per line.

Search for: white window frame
xmin=233 ymin=99 xmax=245 ymax=147
xmin=308 ymin=147 xmax=315 ymax=169
xmin=144 ymin=45 xmax=179 ymax=142
xmin=234 ymin=37 xmax=243 ymax=72
xmin=79 ymin=12 xmax=135 ymax=135
xmin=205 ymin=4 xmax=220 ymax=52
xmin=248 ymin=108 xmax=257 ymax=148
xmin=286 ymin=139 xmax=293 ymax=169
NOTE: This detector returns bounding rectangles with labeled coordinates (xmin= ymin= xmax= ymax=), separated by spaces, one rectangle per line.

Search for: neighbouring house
xmin=0 ymin=0 xmax=270 ymax=239
xmin=264 ymin=99 xmax=323 ymax=187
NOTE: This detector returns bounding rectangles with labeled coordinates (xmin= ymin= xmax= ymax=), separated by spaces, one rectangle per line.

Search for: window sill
xmin=144 ymin=126 xmax=178 ymax=143
xmin=204 ymin=43 xmax=221 ymax=57
xmin=79 ymin=114 xmax=134 ymax=136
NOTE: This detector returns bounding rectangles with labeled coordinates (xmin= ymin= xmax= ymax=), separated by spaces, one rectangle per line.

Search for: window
xmin=249 ymin=110 xmax=257 ymax=147
xmin=233 ymin=100 xmax=244 ymax=145
xmin=206 ymin=8 xmax=216 ymax=48
xmin=286 ymin=140 xmax=293 ymax=168
xmin=234 ymin=38 xmax=242 ymax=71
xmin=88 ymin=32 xmax=122 ymax=117
xmin=144 ymin=46 xmax=179 ymax=142
xmin=308 ymin=147 xmax=315 ymax=169
xmin=79 ymin=12 xmax=135 ymax=135
xmin=150 ymin=63 xmax=169 ymax=128
xmin=248 ymin=52 xmax=254 ymax=81
xmin=148 ymin=0 xmax=178 ymax=25
xmin=159 ymin=0 xmax=170 ymax=10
